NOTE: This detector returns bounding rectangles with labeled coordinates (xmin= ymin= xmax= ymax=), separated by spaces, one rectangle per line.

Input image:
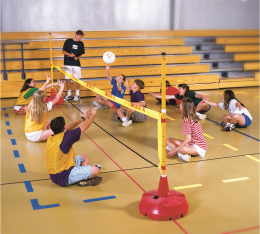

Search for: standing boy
xmin=117 ymin=79 xmax=147 ymax=127
xmin=93 ymin=65 xmax=126 ymax=109
xmin=46 ymin=107 xmax=102 ymax=187
xmin=62 ymin=30 xmax=85 ymax=101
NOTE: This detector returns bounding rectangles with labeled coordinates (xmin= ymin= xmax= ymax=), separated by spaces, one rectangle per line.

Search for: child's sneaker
xmin=73 ymin=95 xmax=80 ymax=101
xmin=224 ymin=122 xmax=236 ymax=131
xmin=94 ymin=164 xmax=102 ymax=170
xmin=77 ymin=177 xmax=103 ymax=187
xmin=219 ymin=121 xmax=225 ymax=127
xmin=177 ymin=152 xmax=191 ymax=162
xmin=196 ymin=112 xmax=206 ymax=120
xmin=97 ymin=104 xmax=107 ymax=109
xmin=93 ymin=101 xmax=98 ymax=106
xmin=64 ymin=94 xmax=73 ymax=100
xmin=116 ymin=116 xmax=122 ymax=121
xmin=166 ymin=145 xmax=172 ymax=151
xmin=122 ymin=120 xmax=132 ymax=127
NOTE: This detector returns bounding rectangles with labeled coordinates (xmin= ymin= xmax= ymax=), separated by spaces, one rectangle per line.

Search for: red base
xmin=139 ymin=176 xmax=189 ymax=221
xmin=45 ymin=89 xmax=64 ymax=105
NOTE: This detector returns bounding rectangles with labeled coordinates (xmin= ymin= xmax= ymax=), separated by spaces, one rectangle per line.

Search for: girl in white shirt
xmin=204 ymin=90 xmax=252 ymax=131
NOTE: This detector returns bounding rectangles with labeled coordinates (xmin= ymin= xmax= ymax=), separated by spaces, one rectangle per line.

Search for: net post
xmin=49 ymin=33 xmax=54 ymax=84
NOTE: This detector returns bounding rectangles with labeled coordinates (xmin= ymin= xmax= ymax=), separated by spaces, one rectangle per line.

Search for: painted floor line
xmin=222 ymin=177 xmax=249 ymax=183
xmin=173 ymin=184 xmax=203 ymax=190
xmin=223 ymin=144 xmax=238 ymax=151
xmin=83 ymin=196 xmax=116 ymax=203
xmin=245 ymin=154 xmax=260 ymax=163
xmin=203 ymin=133 xmax=215 ymax=139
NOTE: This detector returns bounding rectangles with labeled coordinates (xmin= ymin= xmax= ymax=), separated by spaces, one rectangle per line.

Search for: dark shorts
xmin=156 ymin=98 xmax=177 ymax=106
xmin=199 ymin=105 xmax=211 ymax=114
xmin=14 ymin=106 xmax=26 ymax=115
xmin=236 ymin=113 xmax=252 ymax=128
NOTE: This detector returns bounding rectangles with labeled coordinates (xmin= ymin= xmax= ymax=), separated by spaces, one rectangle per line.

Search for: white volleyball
xmin=103 ymin=51 xmax=115 ymax=64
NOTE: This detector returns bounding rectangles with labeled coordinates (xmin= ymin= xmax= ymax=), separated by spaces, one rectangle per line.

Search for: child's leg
xmin=126 ymin=108 xmax=134 ymax=119
xmin=230 ymin=114 xmax=245 ymax=126
xmin=166 ymin=138 xmax=183 ymax=157
xmin=117 ymin=108 xmax=126 ymax=119
xmin=178 ymin=145 xmax=199 ymax=156
xmin=196 ymin=101 xmax=210 ymax=113
xmin=79 ymin=154 xmax=100 ymax=177
xmin=96 ymin=94 xmax=113 ymax=108
xmin=222 ymin=114 xmax=232 ymax=124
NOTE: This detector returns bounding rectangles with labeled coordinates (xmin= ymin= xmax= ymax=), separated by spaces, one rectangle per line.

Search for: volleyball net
xmin=51 ymin=62 xmax=164 ymax=171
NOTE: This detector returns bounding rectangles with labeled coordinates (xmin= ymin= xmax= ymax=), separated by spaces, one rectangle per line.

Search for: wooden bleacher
xmin=1 ymin=30 xmax=259 ymax=99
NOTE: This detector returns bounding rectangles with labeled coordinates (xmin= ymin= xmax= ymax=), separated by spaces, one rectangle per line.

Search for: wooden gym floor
xmin=1 ymin=87 xmax=259 ymax=234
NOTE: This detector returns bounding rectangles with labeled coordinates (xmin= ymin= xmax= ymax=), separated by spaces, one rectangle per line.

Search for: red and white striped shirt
xmin=181 ymin=116 xmax=207 ymax=150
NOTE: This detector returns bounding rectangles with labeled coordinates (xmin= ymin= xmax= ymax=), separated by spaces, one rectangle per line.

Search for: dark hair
xmin=20 ymin=79 xmax=33 ymax=92
xmin=121 ymin=74 xmax=126 ymax=82
xmin=181 ymin=97 xmax=199 ymax=123
xmin=134 ymin=79 xmax=145 ymax=89
xmin=50 ymin=117 xmax=66 ymax=135
xmin=178 ymin=83 xmax=189 ymax=97
xmin=224 ymin=90 xmax=245 ymax=110
xmin=166 ymin=80 xmax=171 ymax=87
xmin=76 ymin=30 xmax=84 ymax=36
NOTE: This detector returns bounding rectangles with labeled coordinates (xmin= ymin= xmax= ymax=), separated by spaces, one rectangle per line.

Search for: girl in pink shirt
xmin=166 ymin=97 xmax=207 ymax=162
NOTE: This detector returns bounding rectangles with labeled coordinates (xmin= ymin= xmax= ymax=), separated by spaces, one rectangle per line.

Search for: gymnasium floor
xmin=1 ymin=87 xmax=259 ymax=234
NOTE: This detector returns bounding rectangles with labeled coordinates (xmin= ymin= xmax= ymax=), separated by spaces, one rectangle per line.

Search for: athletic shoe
xmin=64 ymin=94 xmax=73 ymax=100
xmin=196 ymin=112 xmax=206 ymax=120
xmin=177 ymin=152 xmax=191 ymax=162
xmin=116 ymin=116 xmax=122 ymax=121
xmin=219 ymin=121 xmax=225 ymax=127
xmin=73 ymin=95 xmax=80 ymax=101
xmin=224 ymin=123 xmax=236 ymax=132
xmin=166 ymin=145 xmax=172 ymax=151
xmin=97 ymin=104 xmax=107 ymax=109
xmin=94 ymin=164 xmax=102 ymax=170
xmin=122 ymin=120 xmax=132 ymax=127
xmin=93 ymin=101 xmax=98 ymax=107
xmin=77 ymin=177 xmax=103 ymax=187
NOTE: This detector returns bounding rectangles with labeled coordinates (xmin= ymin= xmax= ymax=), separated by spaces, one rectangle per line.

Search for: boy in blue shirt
xmin=93 ymin=65 xmax=126 ymax=109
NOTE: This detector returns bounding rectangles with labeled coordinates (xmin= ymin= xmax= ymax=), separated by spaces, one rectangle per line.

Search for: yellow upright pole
xmin=160 ymin=52 xmax=167 ymax=176
xmin=49 ymin=33 xmax=54 ymax=83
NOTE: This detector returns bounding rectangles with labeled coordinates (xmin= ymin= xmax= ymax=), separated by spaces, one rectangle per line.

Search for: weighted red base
xmin=139 ymin=176 xmax=189 ymax=221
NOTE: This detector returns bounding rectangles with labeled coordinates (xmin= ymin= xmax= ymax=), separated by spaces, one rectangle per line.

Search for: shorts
xmin=193 ymin=144 xmax=206 ymax=157
xmin=14 ymin=106 xmax=26 ymax=115
xmin=108 ymin=100 xmax=117 ymax=109
xmin=25 ymin=130 xmax=43 ymax=142
xmin=66 ymin=155 xmax=92 ymax=185
xmin=236 ymin=113 xmax=252 ymax=128
xmin=124 ymin=109 xmax=148 ymax=122
xmin=65 ymin=65 xmax=81 ymax=81
xmin=199 ymin=105 xmax=211 ymax=114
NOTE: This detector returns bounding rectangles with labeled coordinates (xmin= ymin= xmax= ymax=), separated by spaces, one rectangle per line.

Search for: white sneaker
xmin=122 ymin=120 xmax=132 ymax=127
xmin=196 ymin=112 xmax=206 ymax=120
xmin=64 ymin=94 xmax=73 ymax=100
xmin=177 ymin=152 xmax=191 ymax=162
xmin=73 ymin=95 xmax=80 ymax=101
xmin=166 ymin=145 xmax=172 ymax=151
xmin=93 ymin=101 xmax=98 ymax=107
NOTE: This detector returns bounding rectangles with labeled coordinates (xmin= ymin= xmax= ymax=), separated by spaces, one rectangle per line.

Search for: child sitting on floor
xmin=24 ymin=80 xmax=64 ymax=142
xmin=117 ymin=79 xmax=147 ymax=127
xmin=166 ymin=97 xmax=207 ymax=162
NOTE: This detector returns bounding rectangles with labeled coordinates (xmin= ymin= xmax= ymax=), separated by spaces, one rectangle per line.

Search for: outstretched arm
xmin=80 ymin=107 xmax=98 ymax=132
xmin=106 ymin=65 xmax=112 ymax=81
xmin=196 ymin=93 xmax=209 ymax=101
xmin=38 ymin=74 xmax=52 ymax=91
xmin=148 ymin=91 xmax=176 ymax=99
xmin=51 ymin=81 xmax=65 ymax=105
xmin=125 ymin=79 xmax=131 ymax=93
xmin=203 ymin=99 xmax=219 ymax=107
xmin=67 ymin=108 xmax=91 ymax=130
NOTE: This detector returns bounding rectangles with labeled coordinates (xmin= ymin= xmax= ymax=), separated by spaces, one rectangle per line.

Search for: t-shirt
xmin=63 ymin=39 xmax=85 ymax=67
xmin=111 ymin=79 xmax=126 ymax=108
xmin=219 ymin=99 xmax=252 ymax=121
xmin=49 ymin=127 xmax=81 ymax=187
xmin=166 ymin=86 xmax=181 ymax=105
xmin=175 ymin=91 xmax=202 ymax=106
xmin=130 ymin=90 xmax=146 ymax=108
xmin=182 ymin=116 xmax=207 ymax=151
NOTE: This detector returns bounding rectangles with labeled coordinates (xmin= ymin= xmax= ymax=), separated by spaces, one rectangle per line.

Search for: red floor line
xmin=173 ymin=220 xmax=189 ymax=234
xmin=222 ymin=226 xmax=260 ymax=234
xmin=57 ymin=106 xmax=188 ymax=234
xmin=57 ymin=106 xmax=145 ymax=192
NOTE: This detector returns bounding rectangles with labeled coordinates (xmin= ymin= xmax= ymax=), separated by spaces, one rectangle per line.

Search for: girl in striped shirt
xmin=166 ymin=97 xmax=207 ymax=162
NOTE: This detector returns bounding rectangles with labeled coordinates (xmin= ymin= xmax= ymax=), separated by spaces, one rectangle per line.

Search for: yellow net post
xmin=49 ymin=33 xmax=54 ymax=83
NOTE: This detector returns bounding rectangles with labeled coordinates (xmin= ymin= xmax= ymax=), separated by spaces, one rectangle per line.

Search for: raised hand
xmin=91 ymin=107 xmax=98 ymax=116
xmin=45 ymin=74 xmax=52 ymax=83
xmin=83 ymin=108 xmax=91 ymax=119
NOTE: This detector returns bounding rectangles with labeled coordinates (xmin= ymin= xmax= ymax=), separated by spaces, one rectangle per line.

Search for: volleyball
xmin=103 ymin=51 xmax=115 ymax=64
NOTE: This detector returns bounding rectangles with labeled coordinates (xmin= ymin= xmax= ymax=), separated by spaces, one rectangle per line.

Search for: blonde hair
xmin=181 ymin=97 xmax=199 ymax=123
xmin=27 ymin=90 xmax=47 ymax=124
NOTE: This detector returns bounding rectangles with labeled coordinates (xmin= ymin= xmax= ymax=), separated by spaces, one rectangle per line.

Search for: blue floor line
xmin=30 ymin=199 xmax=60 ymax=210
xmin=11 ymin=139 xmax=17 ymax=145
xmin=83 ymin=196 xmax=116 ymax=203
xmin=2 ymin=107 xmax=13 ymax=110
xmin=13 ymin=150 xmax=20 ymax=158
xmin=5 ymin=121 xmax=10 ymax=126
xmin=206 ymin=118 xmax=260 ymax=142
xmin=18 ymin=164 xmax=26 ymax=173
xmin=5 ymin=113 xmax=9 ymax=117
xmin=7 ymin=129 xmax=12 ymax=135
xmin=24 ymin=181 xmax=34 ymax=192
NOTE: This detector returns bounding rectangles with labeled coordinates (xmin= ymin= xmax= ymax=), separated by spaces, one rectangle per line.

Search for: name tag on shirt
xmin=72 ymin=45 xmax=78 ymax=50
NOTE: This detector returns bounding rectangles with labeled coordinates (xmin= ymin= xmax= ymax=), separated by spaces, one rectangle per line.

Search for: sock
xmin=76 ymin=89 xmax=80 ymax=96
xmin=122 ymin=117 xmax=128 ymax=122
xmin=67 ymin=89 xmax=71 ymax=96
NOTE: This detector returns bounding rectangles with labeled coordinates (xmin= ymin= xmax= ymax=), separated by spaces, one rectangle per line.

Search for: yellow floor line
xmin=235 ymin=92 xmax=247 ymax=94
xmin=255 ymin=96 xmax=260 ymax=98
xmin=173 ymin=184 xmax=203 ymax=190
xmin=222 ymin=177 xmax=249 ymax=183
xmin=223 ymin=144 xmax=239 ymax=151
xmin=246 ymin=155 xmax=260 ymax=163
xmin=167 ymin=116 xmax=175 ymax=121
xmin=203 ymin=133 xmax=215 ymax=139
